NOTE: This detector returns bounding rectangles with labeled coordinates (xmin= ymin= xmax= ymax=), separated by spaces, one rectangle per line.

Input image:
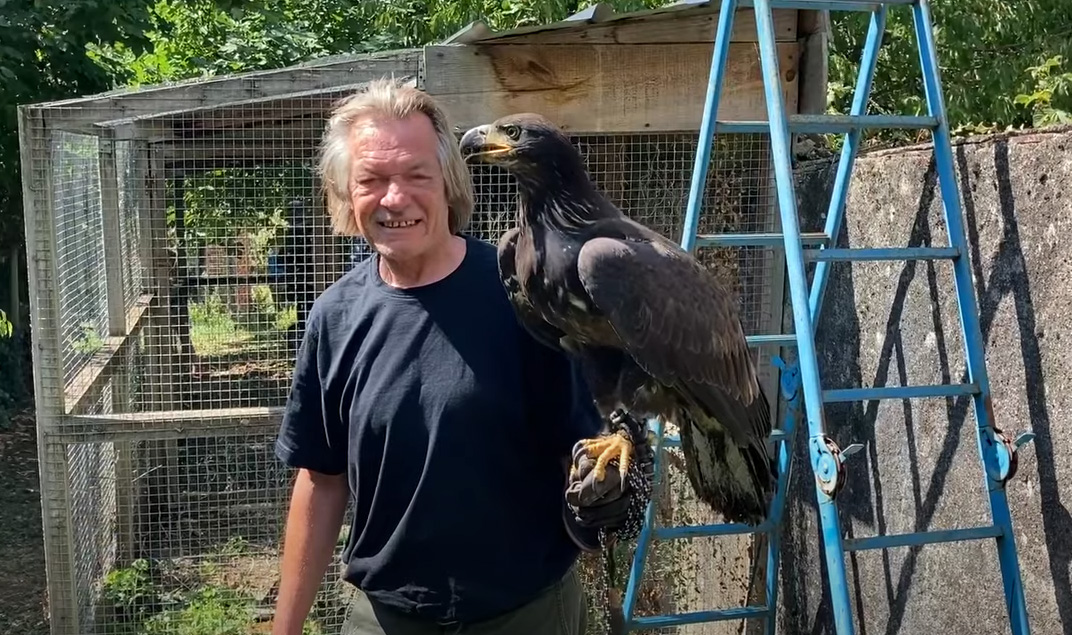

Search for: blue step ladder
xmin=621 ymin=1 xmax=1034 ymax=633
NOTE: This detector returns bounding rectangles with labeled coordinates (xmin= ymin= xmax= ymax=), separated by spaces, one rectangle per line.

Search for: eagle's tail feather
xmin=676 ymin=404 xmax=774 ymax=526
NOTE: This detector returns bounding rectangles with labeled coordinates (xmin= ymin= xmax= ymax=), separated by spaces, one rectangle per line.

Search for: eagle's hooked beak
xmin=459 ymin=124 xmax=514 ymax=162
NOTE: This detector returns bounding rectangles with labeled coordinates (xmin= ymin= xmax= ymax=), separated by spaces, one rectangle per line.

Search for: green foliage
xmin=0 ymin=310 xmax=11 ymax=338
xmin=99 ymin=542 xmax=326 ymax=635
xmin=827 ymin=1 xmax=1072 ymax=145
xmin=0 ymin=1 xmax=158 ymax=252
xmin=1015 ymin=55 xmax=1072 ymax=126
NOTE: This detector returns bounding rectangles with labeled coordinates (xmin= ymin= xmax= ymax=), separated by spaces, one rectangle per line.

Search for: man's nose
xmin=380 ymin=180 xmax=411 ymax=210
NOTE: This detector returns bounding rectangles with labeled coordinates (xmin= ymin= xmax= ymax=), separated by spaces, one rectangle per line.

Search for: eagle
xmin=459 ymin=113 xmax=776 ymax=525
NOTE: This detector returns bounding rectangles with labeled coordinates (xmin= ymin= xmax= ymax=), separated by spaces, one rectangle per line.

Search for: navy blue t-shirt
xmin=275 ymin=233 xmax=603 ymax=624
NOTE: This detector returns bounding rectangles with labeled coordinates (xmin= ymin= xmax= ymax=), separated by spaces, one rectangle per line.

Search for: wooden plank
xmin=424 ymin=42 xmax=800 ymax=133
xmin=55 ymin=406 xmax=282 ymax=444
xmin=93 ymin=78 xmax=416 ymax=140
xmin=41 ymin=49 xmax=422 ymax=132
xmin=480 ymin=8 xmax=797 ymax=45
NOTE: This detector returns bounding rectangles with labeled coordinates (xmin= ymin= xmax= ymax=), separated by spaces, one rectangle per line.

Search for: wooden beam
xmin=424 ymin=42 xmax=800 ymax=133
xmin=478 ymin=8 xmax=797 ymax=45
xmin=18 ymin=103 xmax=82 ymax=635
xmin=40 ymin=50 xmax=422 ymax=132
xmin=93 ymin=78 xmax=417 ymax=141
xmin=56 ymin=406 xmax=282 ymax=444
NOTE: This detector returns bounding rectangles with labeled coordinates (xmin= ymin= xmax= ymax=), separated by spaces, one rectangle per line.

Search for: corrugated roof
xmin=441 ymin=0 xmax=717 ymax=44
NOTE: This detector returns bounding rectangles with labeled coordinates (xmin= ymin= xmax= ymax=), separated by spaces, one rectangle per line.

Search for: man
xmin=272 ymin=78 xmax=647 ymax=635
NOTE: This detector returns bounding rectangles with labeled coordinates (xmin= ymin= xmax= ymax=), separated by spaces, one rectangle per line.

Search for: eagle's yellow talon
xmin=580 ymin=431 xmax=634 ymax=482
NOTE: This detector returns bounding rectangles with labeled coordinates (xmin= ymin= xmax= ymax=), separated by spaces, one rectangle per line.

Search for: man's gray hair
xmin=318 ymin=77 xmax=474 ymax=236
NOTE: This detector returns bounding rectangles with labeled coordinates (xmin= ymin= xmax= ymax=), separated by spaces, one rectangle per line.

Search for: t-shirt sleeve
xmin=275 ymin=307 xmax=348 ymax=475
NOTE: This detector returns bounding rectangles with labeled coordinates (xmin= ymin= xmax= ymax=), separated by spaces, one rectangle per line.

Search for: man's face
xmin=347 ymin=112 xmax=451 ymax=262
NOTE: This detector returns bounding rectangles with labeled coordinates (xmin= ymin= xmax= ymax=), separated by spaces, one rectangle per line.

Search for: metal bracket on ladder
xmin=620 ymin=1 xmax=1034 ymax=634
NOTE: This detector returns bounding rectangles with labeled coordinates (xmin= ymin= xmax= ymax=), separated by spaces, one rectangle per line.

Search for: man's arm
xmin=272 ymin=305 xmax=351 ymax=634
xmin=273 ymin=468 xmax=349 ymax=635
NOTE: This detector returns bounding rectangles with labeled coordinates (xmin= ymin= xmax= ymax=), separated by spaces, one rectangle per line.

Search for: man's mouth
xmin=380 ymin=219 xmax=420 ymax=229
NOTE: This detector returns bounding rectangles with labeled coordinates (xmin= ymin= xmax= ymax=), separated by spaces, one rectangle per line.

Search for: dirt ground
xmin=0 ymin=407 xmax=49 ymax=634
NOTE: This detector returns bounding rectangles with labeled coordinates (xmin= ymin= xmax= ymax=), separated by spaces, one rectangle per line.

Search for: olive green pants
xmin=341 ymin=565 xmax=588 ymax=635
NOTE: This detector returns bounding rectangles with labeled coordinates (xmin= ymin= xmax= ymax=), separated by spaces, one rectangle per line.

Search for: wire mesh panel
xmin=21 ymin=48 xmax=786 ymax=635
xmin=51 ymin=132 xmax=110 ymax=388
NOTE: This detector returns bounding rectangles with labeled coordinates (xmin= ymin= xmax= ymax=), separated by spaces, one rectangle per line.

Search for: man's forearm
xmin=273 ymin=468 xmax=349 ymax=635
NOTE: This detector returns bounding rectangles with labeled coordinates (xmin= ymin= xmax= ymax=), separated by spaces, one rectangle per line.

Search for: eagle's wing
xmin=497 ymin=226 xmax=568 ymax=352
xmin=576 ymin=235 xmax=769 ymax=444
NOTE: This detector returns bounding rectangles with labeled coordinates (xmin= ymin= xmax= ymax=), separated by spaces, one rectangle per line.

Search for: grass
xmin=98 ymin=538 xmax=329 ymax=635
xmin=188 ymin=285 xmax=297 ymax=358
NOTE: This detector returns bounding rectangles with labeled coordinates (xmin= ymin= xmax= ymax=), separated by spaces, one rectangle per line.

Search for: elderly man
xmin=271 ymin=78 xmax=648 ymax=635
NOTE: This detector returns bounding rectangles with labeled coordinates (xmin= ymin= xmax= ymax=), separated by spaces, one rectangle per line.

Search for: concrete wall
xmin=776 ymin=126 xmax=1072 ymax=635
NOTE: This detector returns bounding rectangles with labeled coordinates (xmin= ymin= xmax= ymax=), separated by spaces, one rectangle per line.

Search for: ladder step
xmin=715 ymin=114 xmax=938 ymax=135
xmin=823 ymin=383 xmax=980 ymax=402
xmin=746 ymin=333 xmax=798 ymax=347
xmin=804 ymin=247 xmax=961 ymax=262
xmin=631 ymin=606 xmax=771 ymax=629
xmin=844 ymin=526 xmax=1004 ymax=552
xmin=696 ymin=231 xmax=829 ymax=248
xmin=740 ymin=0 xmax=916 ymax=10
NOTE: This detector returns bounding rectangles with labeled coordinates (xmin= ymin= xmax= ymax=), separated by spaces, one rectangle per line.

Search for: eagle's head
xmin=458 ymin=113 xmax=585 ymax=185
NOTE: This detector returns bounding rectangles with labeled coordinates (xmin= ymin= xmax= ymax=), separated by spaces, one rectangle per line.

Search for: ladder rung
xmin=746 ymin=333 xmax=798 ymax=347
xmin=804 ymin=247 xmax=960 ymax=262
xmin=823 ymin=383 xmax=980 ymax=402
xmin=696 ymin=231 xmax=829 ymax=248
xmin=739 ymin=0 xmax=916 ymax=11
xmin=715 ymin=115 xmax=938 ymax=135
xmin=631 ymin=606 xmax=771 ymax=629
xmin=844 ymin=526 xmax=1004 ymax=552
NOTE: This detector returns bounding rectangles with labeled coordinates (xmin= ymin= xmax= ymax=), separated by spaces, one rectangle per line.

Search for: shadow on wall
xmin=777 ymin=135 xmax=1071 ymax=634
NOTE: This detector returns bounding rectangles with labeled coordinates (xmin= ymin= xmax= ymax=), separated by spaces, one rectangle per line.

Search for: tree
xmin=827 ymin=1 xmax=1072 ymax=143
xmin=0 ymin=1 xmax=159 ymax=253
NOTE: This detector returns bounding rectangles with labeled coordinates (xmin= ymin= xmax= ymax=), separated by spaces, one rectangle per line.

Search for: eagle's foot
xmin=579 ymin=430 xmax=633 ymax=483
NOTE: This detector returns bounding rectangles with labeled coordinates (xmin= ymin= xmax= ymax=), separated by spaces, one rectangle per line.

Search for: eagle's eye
xmin=501 ymin=124 xmax=522 ymax=141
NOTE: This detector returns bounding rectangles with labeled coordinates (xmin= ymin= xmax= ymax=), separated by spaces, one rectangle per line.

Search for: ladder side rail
xmin=911 ymin=2 xmax=1031 ymax=633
